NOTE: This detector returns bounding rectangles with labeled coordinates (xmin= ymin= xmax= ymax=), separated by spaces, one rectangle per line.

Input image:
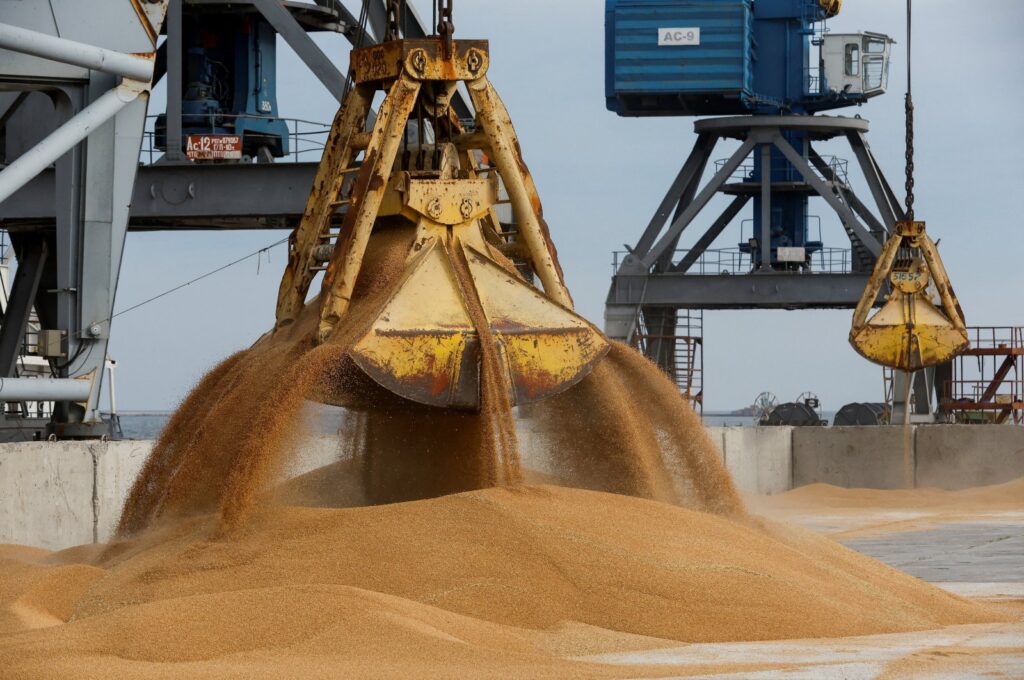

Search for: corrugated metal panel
xmin=608 ymin=0 xmax=753 ymax=98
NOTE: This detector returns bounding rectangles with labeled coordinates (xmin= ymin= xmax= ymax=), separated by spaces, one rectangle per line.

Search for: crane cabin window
xmin=845 ymin=44 xmax=861 ymax=76
xmin=864 ymin=57 xmax=887 ymax=91
xmin=863 ymin=36 xmax=892 ymax=92
xmin=865 ymin=37 xmax=888 ymax=54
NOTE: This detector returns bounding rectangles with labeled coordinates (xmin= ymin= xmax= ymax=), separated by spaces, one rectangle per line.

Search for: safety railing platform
xmin=139 ymin=114 xmax=332 ymax=166
xmin=612 ymin=246 xmax=853 ymax=276
xmin=941 ymin=327 xmax=1023 ymax=424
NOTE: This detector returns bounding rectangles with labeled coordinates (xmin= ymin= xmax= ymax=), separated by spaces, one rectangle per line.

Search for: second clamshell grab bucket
xmin=850 ymin=220 xmax=968 ymax=371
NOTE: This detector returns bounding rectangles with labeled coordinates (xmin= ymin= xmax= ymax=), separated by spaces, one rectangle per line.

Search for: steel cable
xmin=66 ymin=237 xmax=290 ymax=340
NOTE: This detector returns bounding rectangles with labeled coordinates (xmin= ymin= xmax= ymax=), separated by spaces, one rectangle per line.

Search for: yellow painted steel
xmin=819 ymin=0 xmax=842 ymax=18
xmin=850 ymin=220 xmax=968 ymax=371
xmin=319 ymin=74 xmax=422 ymax=344
xmin=278 ymin=37 xmax=608 ymax=411
xmin=275 ymin=83 xmax=373 ymax=328
xmin=350 ymin=241 xmax=607 ymax=409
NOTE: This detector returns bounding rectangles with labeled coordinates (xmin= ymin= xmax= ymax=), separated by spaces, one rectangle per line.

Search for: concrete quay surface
xmin=843 ymin=522 xmax=1024 ymax=586
xmin=663 ymin=505 xmax=1024 ymax=677
xmin=584 ymin=623 xmax=1024 ymax=678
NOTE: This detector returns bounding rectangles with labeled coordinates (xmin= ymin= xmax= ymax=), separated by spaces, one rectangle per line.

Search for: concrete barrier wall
xmin=793 ymin=426 xmax=913 ymax=491
xmin=0 ymin=441 xmax=154 ymax=550
xmin=704 ymin=427 xmax=726 ymax=465
xmin=716 ymin=426 xmax=793 ymax=495
xmin=94 ymin=441 xmax=154 ymax=542
xmin=2 ymin=425 xmax=1023 ymax=549
xmin=915 ymin=425 xmax=1024 ymax=490
xmin=0 ymin=442 xmax=97 ymax=550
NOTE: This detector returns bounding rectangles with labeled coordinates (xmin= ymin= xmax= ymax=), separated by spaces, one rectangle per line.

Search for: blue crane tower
xmin=604 ymin=0 xmax=901 ymax=412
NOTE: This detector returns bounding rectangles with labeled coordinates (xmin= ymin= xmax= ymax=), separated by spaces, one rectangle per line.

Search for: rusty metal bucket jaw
xmin=348 ymin=238 xmax=609 ymax=410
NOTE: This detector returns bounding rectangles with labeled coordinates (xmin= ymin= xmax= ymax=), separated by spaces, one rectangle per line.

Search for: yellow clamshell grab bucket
xmin=849 ymin=220 xmax=968 ymax=371
xmin=273 ymin=37 xmax=609 ymax=411
xmin=350 ymin=238 xmax=607 ymax=410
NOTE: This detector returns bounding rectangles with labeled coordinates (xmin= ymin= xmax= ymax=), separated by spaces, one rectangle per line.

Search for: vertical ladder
xmin=307 ymin=167 xmax=360 ymax=276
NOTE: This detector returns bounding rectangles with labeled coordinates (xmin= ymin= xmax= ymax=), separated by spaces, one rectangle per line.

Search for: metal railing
xmin=612 ymin=246 xmax=853 ymax=276
xmin=139 ymin=114 xmax=332 ymax=165
xmin=715 ymin=154 xmax=849 ymax=185
xmin=630 ymin=309 xmax=704 ymax=414
xmin=941 ymin=326 xmax=1023 ymax=425
xmin=946 ymin=380 xmax=1021 ymax=404
xmin=806 ymin=67 xmax=823 ymax=97
xmin=966 ymin=326 xmax=1024 ymax=351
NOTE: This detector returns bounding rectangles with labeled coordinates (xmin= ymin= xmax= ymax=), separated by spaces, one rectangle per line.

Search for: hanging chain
xmin=385 ymin=0 xmax=401 ymax=41
xmin=437 ymin=0 xmax=454 ymax=56
xmin=903 ymin=0 xmax=915 ymax=223
xmin=344 ymin=0 xmax=372 ymax=97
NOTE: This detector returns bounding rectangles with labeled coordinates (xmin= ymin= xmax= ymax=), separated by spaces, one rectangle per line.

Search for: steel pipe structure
xmin=0 ymin=378 xmax=92 ymax=403
xmin=0 ymin=0 xmax=165 ymax=441
xmin=0 ymin=22 xmax=154 ymax=82
xmin=0 ymin=1 xmax=460 ymax=440
xmin=0 ymin=82 xmax=144 ymax=204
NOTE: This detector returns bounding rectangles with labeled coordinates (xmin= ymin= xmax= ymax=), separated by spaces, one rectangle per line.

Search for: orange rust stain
xmin=128 ymin=0 xmax=158 ymax=45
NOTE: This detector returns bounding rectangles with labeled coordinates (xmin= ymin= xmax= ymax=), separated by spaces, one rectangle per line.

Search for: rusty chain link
xmin=437 ymin=0 xmax=454 ymax=55
xmin=385 ymin=0 xmax=401 ymax=41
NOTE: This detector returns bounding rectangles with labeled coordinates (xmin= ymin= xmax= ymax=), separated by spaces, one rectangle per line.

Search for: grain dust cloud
xmin=120 ymin=224 xmax=741 ymax=534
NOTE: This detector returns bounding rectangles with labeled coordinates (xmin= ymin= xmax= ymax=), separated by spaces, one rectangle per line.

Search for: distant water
xmin=116 ymin=409 xmax=831 ymax=441
xmin=701 ymin=413 xmax=757 ymax=428
xmin=117 ymin=413 xmax=172 ymax=440
xmin=703 ymin=411 xmax=837 ymax=427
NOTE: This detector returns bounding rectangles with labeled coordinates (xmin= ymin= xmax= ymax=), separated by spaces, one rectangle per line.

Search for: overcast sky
xmin=108 ymin=0 xmax=1024 ymax=412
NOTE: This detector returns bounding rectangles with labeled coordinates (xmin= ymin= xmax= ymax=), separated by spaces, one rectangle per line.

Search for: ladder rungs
xmin=318 ymin=231 xmax=341 ymax=240
xmin=310 ymin=265 xmax=329 ymax=272
xmin=330 ymin=198 xmax=352 ymax=207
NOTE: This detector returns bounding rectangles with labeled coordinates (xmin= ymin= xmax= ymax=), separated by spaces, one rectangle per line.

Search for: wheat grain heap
xmin=0 ymin=226 xmax=1010 ymax=677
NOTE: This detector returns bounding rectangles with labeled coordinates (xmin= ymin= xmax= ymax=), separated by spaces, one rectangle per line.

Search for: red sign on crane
xmin=185 ymin=134 xmax=242 ymax=161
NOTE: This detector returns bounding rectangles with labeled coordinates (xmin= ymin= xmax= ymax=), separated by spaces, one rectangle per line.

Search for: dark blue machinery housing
xmin=606 ymin=0 xmax=889 ymax=116
xmin=156 ymin=7 xmax=290 ymax=161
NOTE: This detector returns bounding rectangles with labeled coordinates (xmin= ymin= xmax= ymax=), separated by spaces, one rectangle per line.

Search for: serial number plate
xmin=658 ymin=27 xmax=701 ymax=46
xmin=186 ymin=134 xmax=242 ymax=161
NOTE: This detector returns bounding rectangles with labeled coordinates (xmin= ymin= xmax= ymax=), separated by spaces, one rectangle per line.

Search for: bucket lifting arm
xmin=276 ymin=84 xmax=374 ymax=327
xmin=319 ymin=73 xmax=422 ymax=341
xmin=467 ymin=78 xmax=573 ymax=308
